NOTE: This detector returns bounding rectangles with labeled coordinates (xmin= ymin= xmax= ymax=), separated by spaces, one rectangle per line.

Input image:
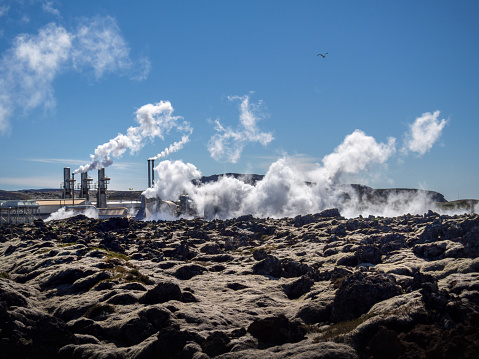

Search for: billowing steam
xmin=149 ymin=134 xmax=191 ymax=161
xmin=320 ymin=130 xmax=396 ymax=184
xmin=74 ymin=102 xmax=192 ymax=174
xmin=46 ymin=206 xmax=99 ymax=222
xmin=208 ymin=95 xmax=274 ymax=163
xmin=144 ymin=111 xmax=449 ymax=219
xmin=402 ymin=111 xmax=447 ymax=155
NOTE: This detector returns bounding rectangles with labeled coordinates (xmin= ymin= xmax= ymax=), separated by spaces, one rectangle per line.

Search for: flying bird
xmin=317 ymin=53 xmax=328 ymax=58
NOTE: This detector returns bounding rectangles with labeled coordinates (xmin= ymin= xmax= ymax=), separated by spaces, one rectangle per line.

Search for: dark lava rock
xmin=357 ymin=244 xmax=383 ymax=264
xmin=0 ymin=289 xmax=75 ymax=359
xmin=252 ymin=255 xmax=282 ymax=278
xmin=138 ymin=305 xmax=171 ymax=329
xmin=283 ymin=275 xmax=314 ymax=299
xmin=227 ymin=282 xmax=249 ymax=291
xmin=331 ymin=272 xmax=402 ymax=323
xmin=201 ymin=331 xmax=231 ymax=357
xmin=93 ymin=217 xmax=130 ymax=232
xmin=174 ymin=263 xmax=208 ymax=280
xmin=119 ymin=316 xmax=155 ymax=346
xmin=135 ymin=325 xmax=199 ymax=358
xmin=295 ymin=300 xmax=333 ymax=325
xmin=163 ymin=241 xmax=197 ymax=260
xmin=140 ymin=282 xmax=183 ymax=304
xmin=106 ymin=293 xmax=139 ymax=305
xmin=247 ymin=314 xmax=306 ymax=344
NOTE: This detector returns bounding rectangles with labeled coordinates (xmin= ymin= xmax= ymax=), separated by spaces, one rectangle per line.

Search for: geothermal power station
xmin=0 ymin=160 xmax=195 ymax=225
xmin=1 ymin=158 xmax=478 ymax=226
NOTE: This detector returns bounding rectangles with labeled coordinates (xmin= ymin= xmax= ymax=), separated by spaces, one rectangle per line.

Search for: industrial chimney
xmin=147 ymin=159 xmax=156 ymax=188
xmin=80 ymin=172 xmax=93 ymax=202
xmin=148 ymin=159 xmax=151 ymax=188
xmin=63 ymin=167 xmax=73 ymax=199
xmin=97 ymin=168 xmax=110 ymax=209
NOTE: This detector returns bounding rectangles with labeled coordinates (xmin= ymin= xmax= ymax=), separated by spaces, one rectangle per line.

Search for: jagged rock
xmin=252 ymin=255 xmax=282 ymax=278
xmin=138 ymin=305 xmax=171 ymax=329
xmin=357 ymin=244 xmax=382 ymax=264
xmin=283 ymin=275 xmax=314 ymax=299
xmin=0 ymin=283 xmax=75 ymax=359
xmin=295 ymin=299 xmax=333 ymax=324
xmin=331 ymin=272 xmax=403 ymax=322
xmin=118 ymin=315 xmax=155 ymax=346
xmin=174 ymin=263 xmax=208 ymax=280
xmin=1 ymin=211 xmax=479 ymax=358
xmin=247 ymin=314 xmax=306 ymax=344
xmin=201 ymin=331 xmax=231 ymax=357
xmin=72 ymin=270 xmax=112 ymax=292
xmin=140 ymin=281 xmax=183 ymax=304
xmin=106 ymin=292 xmax=139 ymax=305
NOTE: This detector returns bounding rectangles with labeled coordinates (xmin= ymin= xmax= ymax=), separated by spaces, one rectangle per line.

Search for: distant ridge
xmin=0 ymin=174 xmax=459 ymax=204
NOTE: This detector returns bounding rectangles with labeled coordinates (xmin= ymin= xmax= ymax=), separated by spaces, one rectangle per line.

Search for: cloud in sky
xmin=402 ymin=111 xmax=448 ymax=156
xmin=0 ymin=15 xmax=149 ymax=134
xmin=208 ymin=94 xmax=274 ymax=163
xmin=0 ymin=5 xmax=9 ymax=17
xmin=41 ymin=1 xmax=60 ymax=17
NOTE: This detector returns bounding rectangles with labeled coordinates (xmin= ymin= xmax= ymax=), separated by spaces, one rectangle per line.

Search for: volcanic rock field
xmin=1 ymin=210 xmax=479 ymax=358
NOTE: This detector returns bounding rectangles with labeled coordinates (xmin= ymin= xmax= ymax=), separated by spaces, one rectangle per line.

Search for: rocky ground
xmin=1 ymin=209 xmax=479 ymax=358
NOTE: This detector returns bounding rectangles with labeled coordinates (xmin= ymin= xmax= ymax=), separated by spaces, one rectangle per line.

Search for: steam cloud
xmin=149 ymin=134 xmax=192 ymax=161
xmin=74 ymin=102 xmax=191 ymax=174
xmin=402 ymin=111 xmax=447 ymax=155
xmin=208 ymin=95 xmax=274 ymax=163
xmin=144 ymin=110 xmax=449 ymax=220
xmin=0 ymin=15 xmax=149 ymax=134
xmin=46 ymin=206 xmax=98 ymax=222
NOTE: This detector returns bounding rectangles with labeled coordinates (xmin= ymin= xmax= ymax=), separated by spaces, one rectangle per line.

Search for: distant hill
xmin=0 ymin=190 xmax=31 ymax=200
xmin=0 ymin=173 xmax=466 ymax=207
xmin=198 ymin=173 xmax=265 ymax=185
xmin=346 ymin=184 xmax=447 ymax=203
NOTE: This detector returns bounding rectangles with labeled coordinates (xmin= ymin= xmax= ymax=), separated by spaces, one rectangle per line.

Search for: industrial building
xmin=0 ymin=159 xmax=196 ymax=225
xmin=0 ymin=200 xmax=40 ymax=225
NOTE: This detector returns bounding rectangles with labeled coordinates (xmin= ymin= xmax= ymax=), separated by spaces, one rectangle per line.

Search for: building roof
xmin=0 ymin=200 xmax=40 ymax=209
xmin=35 ymin=199 xmax=86 ymax=206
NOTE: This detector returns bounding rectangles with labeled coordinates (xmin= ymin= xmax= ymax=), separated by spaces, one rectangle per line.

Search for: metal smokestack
xmin=97 ymin=168 xmax=110 ymax=208
xmin=63 ymin=167 xmax=72 ymax=199
xmin=148 ymin=159 xmax=151 ymax=188
xmin=151 ymin=159 xmax=155 ymax=187
xmin=80 ymin=172 xmax=92 ymax=202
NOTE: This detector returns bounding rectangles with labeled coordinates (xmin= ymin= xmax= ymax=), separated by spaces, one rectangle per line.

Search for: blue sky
xmin=0 ymin=0 xmax=478 ymax=201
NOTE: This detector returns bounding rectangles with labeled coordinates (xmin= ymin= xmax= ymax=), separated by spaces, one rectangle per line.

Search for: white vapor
xmin=145 ymin=129 xmax=406 ymax=219
xmin=150 ymin=134 xmax=192 ymax=161
xmin=0 ymin=16 xmax=149 ymax=134
xmin=320 ymin=130 xmax=396 ymax=184
xmin=402 ymin=111 xmax=447 ymax=155
xmin=144 ymin=110 xmax=452 ymax=220
xmin=208 ymin=94 xmax=274 ymax=163
xmin=46 ymin=207 xmax=99 ymax=222
xmin=74 ymin=101 xmax=191 ymax=174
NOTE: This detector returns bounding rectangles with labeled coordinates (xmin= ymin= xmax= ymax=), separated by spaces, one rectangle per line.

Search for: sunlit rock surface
xmin=1 ymin=211 xmax=479 ymax=358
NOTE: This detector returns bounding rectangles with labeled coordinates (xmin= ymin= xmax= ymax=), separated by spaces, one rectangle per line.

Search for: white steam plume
xmin=0 ymin=16 xmax=149 ymax=134
xmin=208 ymin=94 xmax=274 ymax=163
xmin=402 ymin=111 xmax=447 ymax=155
xmin=46 ymin=206 xmax=99 ymax=222
xmin=144 ymin=129 xmax=407 ymax=219
xmin=149 ymin=134 xmax=192 ymax=161
xmin=320 ymin=130 xmax=396 ymax=184
xmin=74 ymin=101 xmax=191 ymax=174
xmin=144 ymin=110 xmax=453 ymax=220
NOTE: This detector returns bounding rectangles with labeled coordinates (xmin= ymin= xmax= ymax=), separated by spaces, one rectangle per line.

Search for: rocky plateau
xmin=1 ymin=209 xmax=479 ymax=358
